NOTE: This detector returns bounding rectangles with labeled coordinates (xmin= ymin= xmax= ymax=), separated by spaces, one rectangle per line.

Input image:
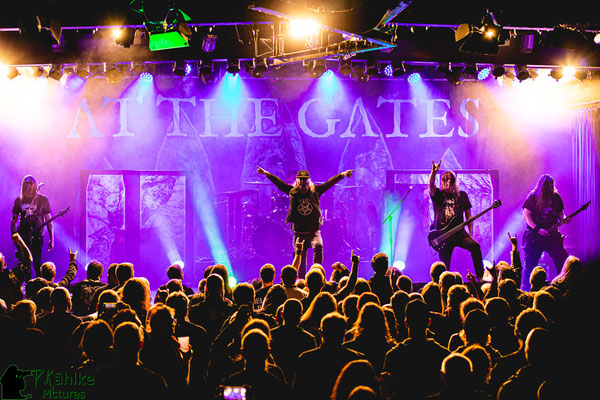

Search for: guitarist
xmin=10 ymin=175 xmax=54 ymax=278
xmin=522 ymin=174 xmax=570 ymax=289
xmin=429 ymin=160 xmax=484 ymax=280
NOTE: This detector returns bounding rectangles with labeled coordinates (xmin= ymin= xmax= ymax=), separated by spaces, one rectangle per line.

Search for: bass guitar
xmin=19 ymin=206 xmax=70 ymax=243
xmin=428 ymin=200 xmax=502 ymax=252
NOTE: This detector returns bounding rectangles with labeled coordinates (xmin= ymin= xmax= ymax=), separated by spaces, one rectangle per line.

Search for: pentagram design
xmin=297 ymin=199 xmax=313 ymax=216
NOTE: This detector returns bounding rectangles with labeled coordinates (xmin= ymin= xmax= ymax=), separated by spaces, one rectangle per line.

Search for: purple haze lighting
xmin=140 ymin=72 xmax=153 ymax=83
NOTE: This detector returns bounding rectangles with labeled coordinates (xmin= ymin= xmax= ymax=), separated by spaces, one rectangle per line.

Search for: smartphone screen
xmin=223 ymin=386 xmax=246 ymax=400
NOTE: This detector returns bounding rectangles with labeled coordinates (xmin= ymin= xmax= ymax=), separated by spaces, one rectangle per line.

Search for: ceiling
xmin=2 ymin=1 xmax=600 ymax=71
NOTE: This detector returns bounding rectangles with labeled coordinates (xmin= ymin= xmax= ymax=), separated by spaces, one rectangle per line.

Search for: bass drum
xmin=252 ymin=218 xmax=292 ymax=258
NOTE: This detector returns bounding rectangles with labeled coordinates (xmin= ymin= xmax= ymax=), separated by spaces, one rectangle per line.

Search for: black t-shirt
xmin=12 ymin=195 xmax=51 ymax=236
xmin=522 ymin=192 xmax=564 ymax=229
xmin=430 ymin=188 xmax=472 ymax=230
xmin=289 ymin=190 xmax=322 ymax=232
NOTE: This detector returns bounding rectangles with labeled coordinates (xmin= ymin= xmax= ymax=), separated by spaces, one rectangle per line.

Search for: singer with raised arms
xmin=257 ymin=166 xmax=354 ymax=278
xmin=428 ymin=160 xmax=484 ymax=280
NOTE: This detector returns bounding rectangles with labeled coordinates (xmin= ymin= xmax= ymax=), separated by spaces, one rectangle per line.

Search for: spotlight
xmin=226 ymin=59 xmax=240 ymax=75
xmin=307 ymin=59 xmax=327 ymax=78
xmin=199 ymin=62 xmax=214 ymax=84
xmin=446 ymin=67 xmax=462 ymax=85
xmin=477 ymin=67 xmax=491 ymax=80
xmin=462 ymin=64 xmax=477 ymax=76
xmin=104 ymin=63 xmax=122 ymax=84
xmin=492 ymin=65 xmax=505 ymax=78
xmin=48 ymin=64 xmax=62 ymax=80
xmin=132 ymin=62 xmax=148 ymax=75
xmin=407 ymin=72 xmax=421 ymax=84
xmin=173 ymin=60 xmax=188 ymax=77
xmin=115 ymin=28 xmax=136 ymax=47
xmin=352 ymin=62 xmax=368 ymax=82
xmin=595 ymin=33 xmax=600 ymax=45
xmin=202 ymin=33 xmax=218 ymax=53
xmin=383 ymin=63 xmax=393 ymax=78
xmin=6 ymin=66 xmax=19 ymax=80
xmin=339 ymin=59 xmax=352 ymax=76
xmin=455 ymin=10 xmax=502 ymax=55
xmin=574 ymin=69 xmax=588 ymax=81
xmin=549 ymin=68 xmax=563 ymax=81
xmin=391 ymin=61 xmax=406 ymax=77
xmin=140 ymin=72 xmax=153 ymax=83
xmin=289 ymin=18 xmax=319 ymax=38
xmin=32 ymin=66 xmax=47 ymax=78
xmin=514 ymin=64 xmax=530 ymax=81
xmin=245 ymin=58 xmax=268 ymax=78
xmin=76 ymin=63 xmax=89 ymax=79
xmin=366 ymin=60 xmax=379 ymax=76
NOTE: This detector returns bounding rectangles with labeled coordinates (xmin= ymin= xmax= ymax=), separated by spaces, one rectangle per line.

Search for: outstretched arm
xmin=318 ymin=169 xmax=353 ymax=194
xmin=429 ymin=160 xmax=441 ymax=196
xmin=257 ymin=166 xmax=293 ymax=194
xmin=334 ymin=250 xmax=359 ymax=301
xmin=292 ymin=237 xmax=304 ymax=271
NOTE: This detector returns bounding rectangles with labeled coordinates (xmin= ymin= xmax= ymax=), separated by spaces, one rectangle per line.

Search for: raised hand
xmin=343 ymin=169 xmax=355 ymax=178
xmin=432 ymin=159 xmax=442 ymax=173
xmin=507 ymin=232 xmax=518 ymax=250
xmin=295 ymin=237 xmax=305 ymax=253
xmin=257 ymin=166 xmax=267 ymax=175
xmin=351 ymin=249 xmax=359 ymax=264
xmin=69 ymin=248 xmax=77 ymax=262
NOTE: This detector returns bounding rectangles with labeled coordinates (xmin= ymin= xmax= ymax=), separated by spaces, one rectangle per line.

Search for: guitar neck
xmin=548 ymin=202 xmax=590 ymax=232
xmin=440 ymin=204 xmax=496 ymax=239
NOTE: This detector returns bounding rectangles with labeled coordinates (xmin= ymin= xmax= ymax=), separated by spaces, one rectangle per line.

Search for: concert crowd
xmin=0 ymin=229 xmax=596 ymax=400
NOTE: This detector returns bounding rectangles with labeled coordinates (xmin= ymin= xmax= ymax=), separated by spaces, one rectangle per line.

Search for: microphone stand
xmin=382 ymin=186 xmax=412 ymax=263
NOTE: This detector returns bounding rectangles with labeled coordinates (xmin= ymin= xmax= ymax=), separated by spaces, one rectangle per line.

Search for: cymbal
xmin=244 ymin=181 xmax=272 ymax=185
xmin=338 ymin=185 xmax=361 ymax=189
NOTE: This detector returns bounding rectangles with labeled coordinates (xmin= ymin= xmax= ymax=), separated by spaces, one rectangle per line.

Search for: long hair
xmin=531 ymin=174 xmax=557 ymax=206
xmin=440 ymin=171 xmax=459 ymax=196
xmin=290 ymin=177 xmax=316 ymax=195
xmin=20 ymin=175 xmax=38 ymax=203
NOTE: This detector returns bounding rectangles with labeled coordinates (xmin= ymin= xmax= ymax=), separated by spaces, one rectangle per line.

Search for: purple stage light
xmin=383 ymin=64 xmax=394 ymax=78
xmin=407 ymin=72 xmax=421 ymax=84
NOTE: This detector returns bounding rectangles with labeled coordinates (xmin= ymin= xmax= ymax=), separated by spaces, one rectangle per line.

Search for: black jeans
xmin=522 ymin=228 xmax=568 ymax=290
xmin=438 ymin=231 xmax=484 ymax=279
xmin=293 ymin=230 xmax=323 ymax=279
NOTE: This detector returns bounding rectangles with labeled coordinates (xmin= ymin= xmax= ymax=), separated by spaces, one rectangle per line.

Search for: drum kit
xmin=219 ymin=181 xmax=363 ymax=259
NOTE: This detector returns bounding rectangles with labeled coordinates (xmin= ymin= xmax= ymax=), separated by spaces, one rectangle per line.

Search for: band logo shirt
xmin=12 ymin=195 xmax=51 ymax=237
xmin=430 ymin=188 xmax=472 ymax=230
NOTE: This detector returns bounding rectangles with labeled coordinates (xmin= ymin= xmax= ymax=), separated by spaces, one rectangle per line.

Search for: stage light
xmin=352 ymin=61 xmax=369 ymax=82
xmin=172 ymin=60 xmax=188 ymax=77
xmin=6 ymin=66 xmax=19 ymax=80
xmin=455 ymin=10 xmax=502 ymax=55
xmin=492 ymin=65 xmax=505 ymax=78
xmin=339 ymin=58 xmax=352 ymax=76
xmin=407 ymin=72 xmax=421 ymax=84
xmin=446 ymin=67 xmax=462 ymax=85
xmin=32 ymin=66 xmax=47 ymax=79
xmin=366 ymin=60 xmax=379 ymax=76
xmin=515 ymin=64 xmax=530 ymax=81
xmin=48 ymin=64 xmax=62 ymax=80
xmin=202 ymin=32 xmax=218 ymax=53
xmin=132 ymin=62 xmax=148 ymax=75
xmin=383 ymin=63 xmax=393 ymax=78
xmin=104 ymin=63 xmax=122 ymax=85
xmin=226 ymin=59 xmax=240 ymax=75
xmin=563 ymin=66 xmax=576 ymax=79
xmin=115 ymin=28 xmax=136 ymax=48
xmin=595 ymin=33 xmax=600 ymax=45
xmin=306 ymin=59 xmax=327 ymax=78
xmin=76 ymin=63 xmax=89 ymax=79
xmin=574 ymin=69 xmax=588 ymax=81
xmin=199 ymin=62 xmax=214 ymax=84
xmin=392 ymin=61 xmax=406 ymax=77
xmin=462 ymin=64 xmax=477 ymax=76
xmin=477 ymin=67 xmax=491 ymax=80
xmin=247 ymin=58 xmax=268 ymax=78
xmin=140 ymin=71 xmax=153 ymax=83
xmin=289 ymin=18 xmax=319 ymax=38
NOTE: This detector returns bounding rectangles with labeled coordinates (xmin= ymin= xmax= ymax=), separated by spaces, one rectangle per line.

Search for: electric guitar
xmin=19 ymin=206 xmax=70 ymax=242
xmin=428 ymin=200 xmax=502 ymax=252
xmin=528 ymin=200 xmax=591 ymax=241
